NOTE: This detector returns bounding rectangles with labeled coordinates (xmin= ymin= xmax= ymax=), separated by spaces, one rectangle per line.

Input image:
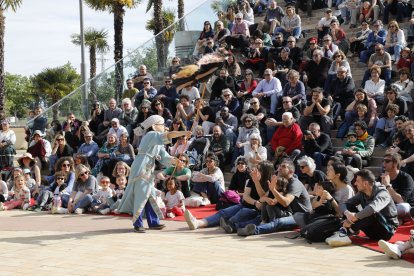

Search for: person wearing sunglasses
xmin=157 ymin=77 xmax=178 ymax=114
xmin=119 ymin=98 xmax=138 ymax=138
xmin=297 ymin=156 xmax=326 ymax=196
xmin=384 ymin=21 xmax=406 ymax=64
xmin=29 ymin=171 xmax=68 ymax=213
xmin=225 ymin=12 xmax=250 ymax=50
xmin=68 ymin=164 xmax=98 ymax=214
xmin=49 ymin=134 xmax=74 ymax=175
xmin=90 ymin=133 xmax=119 ymax=177
xmin=232 ymin=114 xmax=260 ymax=169
xmin=381 ymin=153 xmax=414 ymax=220
xmin=360 ymin=20 xmax=386 ymax=64
xmin=133 ymin=77 xmax=157 ymax=108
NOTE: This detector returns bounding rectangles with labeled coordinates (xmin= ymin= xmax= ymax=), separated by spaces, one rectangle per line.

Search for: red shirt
xmin=270 ymin=123 xmax=303 ymax=154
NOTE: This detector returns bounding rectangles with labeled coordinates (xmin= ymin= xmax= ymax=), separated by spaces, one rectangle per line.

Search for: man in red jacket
xmin=267 ymin=112 xmax=303 ymax=162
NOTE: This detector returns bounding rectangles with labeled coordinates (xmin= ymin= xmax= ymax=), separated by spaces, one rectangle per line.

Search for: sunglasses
xmin=264 ymin=73 xmax=271 ymax=76
xmin=143 ymin=82 xmax=150 ymax=84
xmin=236 ymin=18 xmax=242 ymax=20
xmin=62 ymin=163 xmax=70 ymax=167
xmin=309 ymin=43 xmax=316 ymax=45
xmin=155 ymin=102 xmax=161 ymax=106
xmin=224 ymin=94 xmax=230 ymax=97
xmin=237 ymin=162 xmax=246 ymax=165
xmin=56 ymin=177 xmax=65 ymax=180
xmin=205 ymin=159 xmax=214 ymax=163
xmin=179 ymin=159 xmax=187 ymax=163
xmin=80 ymin=171 xmax=89 ymax=177
xmin=300 ymin=165 xmax=307 ymax=169
xmin=375 ymin=49 xmax=381 ymax=52
xmin=283 ymin=101 xmax=291 ymax=104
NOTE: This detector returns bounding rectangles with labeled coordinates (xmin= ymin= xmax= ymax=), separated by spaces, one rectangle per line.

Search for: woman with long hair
xmin=49 ymin=133 xmax=74 ymax=175
xmin=67 ymin=164 xmax=98 ymax=214
xmin=385 ymin=20 xmax=406 ymax=63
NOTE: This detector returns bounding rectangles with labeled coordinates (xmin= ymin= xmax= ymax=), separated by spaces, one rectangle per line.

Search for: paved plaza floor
xmin=0 ymin=210 xmax=413 ymax=275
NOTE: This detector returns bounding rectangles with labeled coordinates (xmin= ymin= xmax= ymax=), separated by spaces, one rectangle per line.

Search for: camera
xmin=304 ymin=130 xmax=312 ymax=135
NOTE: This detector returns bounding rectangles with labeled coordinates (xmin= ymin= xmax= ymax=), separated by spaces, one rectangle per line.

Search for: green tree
xmin=211 ymin=0 xmax=236 ymax=13
xmin=84 ymin=0 xmax=140 ymax=102
xmin=4 ymin=72 xmax=33 ymax=119
xmin=71 ymin=27 xmax=110 ymax=101
xmin=125 ymin=45 xmax=157 ymax=77
xmin=31 ymin=63 xmax=80 ymax=121
xmin=0 ymin=0 xmax=23 ymax=113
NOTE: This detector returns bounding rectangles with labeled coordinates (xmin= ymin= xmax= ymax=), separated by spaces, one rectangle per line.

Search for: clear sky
xmin=4 ymin=0 xmax=206 ymax=77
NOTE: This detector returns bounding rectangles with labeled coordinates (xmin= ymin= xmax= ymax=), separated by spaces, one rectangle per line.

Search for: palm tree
xmin=146 ymin=8 xmax=176 ymax=71
xmin=31 ymin=63 xmax=80 ymax=120
xmin=177 ymin=0 xmax=184 ymax=31
xmin=71 ymin=27 xmax=109 ymax=101
xmin=146 ymin=0 xmax=166 ymax=71
xmin=84 ymin=0 xmax=140 ymax=102
xmin=0 ymin=0 xmax=23 ymax=113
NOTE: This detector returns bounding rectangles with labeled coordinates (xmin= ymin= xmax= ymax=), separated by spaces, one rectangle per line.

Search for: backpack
xmin=300 ymin=215 xmax=341 ymax=243
xmin=215 ymin=190 xmax=241 ymax=210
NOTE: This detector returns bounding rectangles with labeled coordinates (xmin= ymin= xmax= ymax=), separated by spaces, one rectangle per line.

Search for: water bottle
xmin=54 ymin=194 xmax=61 ymax=208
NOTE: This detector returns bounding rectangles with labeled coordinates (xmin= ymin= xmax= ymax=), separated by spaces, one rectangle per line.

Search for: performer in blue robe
xmin=118 ymin=115 xmax=191 ymax=232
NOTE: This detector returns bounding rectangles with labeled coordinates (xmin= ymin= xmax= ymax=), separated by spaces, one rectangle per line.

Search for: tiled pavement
xmin=0 ymin=210 xmax=412 ymax=275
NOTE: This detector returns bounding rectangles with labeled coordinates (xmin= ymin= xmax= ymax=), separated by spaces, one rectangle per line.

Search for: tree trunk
xmin=0 ymin=9 xmax=6 ymax=113
xmin=178 ymin=0 xmax=185 ymax=31
xmin=52 ymin=104 xmax=59 ymax=121
xmin=113 ymin=3 xmax=124 ymax=103
xmin=89 ymin=45 xmax=97 ymax=102
xmin=154 ymin=0 xmax=165 ymax=73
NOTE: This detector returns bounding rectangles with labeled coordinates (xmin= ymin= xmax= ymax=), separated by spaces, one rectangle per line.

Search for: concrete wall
xmin=11 ymin=126 xmax=28 ymax=150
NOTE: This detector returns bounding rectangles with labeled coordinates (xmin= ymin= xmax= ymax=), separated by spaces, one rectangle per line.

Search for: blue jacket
xmin=365 ymin=29 xmax=387 ymax=49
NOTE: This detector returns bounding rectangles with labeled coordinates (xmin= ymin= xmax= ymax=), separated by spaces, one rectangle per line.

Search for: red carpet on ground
xmin=164 ymin=204 xmax=217 ymax=222
xmin=107 ymin=204 xmax=217 ymax=222
xmin=350 ymin=220 xmax=414 ymax=264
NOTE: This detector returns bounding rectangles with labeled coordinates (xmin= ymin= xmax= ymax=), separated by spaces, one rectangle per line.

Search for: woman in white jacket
xmin=385 ymin=20 xmax=406 ymax=63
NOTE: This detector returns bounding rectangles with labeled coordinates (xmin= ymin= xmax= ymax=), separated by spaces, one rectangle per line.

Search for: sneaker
xmin=99 ymin=208 xmax=110 ymax=215
xmin=113 ymin=209 xmax=120 ymax=214
xmin=149 ymin=224 xmax=166 ymax=230
xmin=134 ymin=226 xmax=146 ymax=233
xmin=184 ymin=209 xmax=198 ymax=230
xmin=200 ymin=198 xmax=210 ymax=206
xmin=166 ymin=212 xmax=175 ymax=218
xmin=56 ymin=207 xmax=68 ymax=214
xmin=237 ymin=224 xmax=256 ymax=236
xmin=220 ymin=217 xmax=234 ymax=234
xmin=378 ymin=240 xmax=402 ymax=259
xmin=22 ymin=203 xmax=30 ymax=210
xmin=74 ymin=208 xmax=84 ymax=214
xmin=325 ymin=231 xmax=352 ymax=247
xmin=33 ymin=206 xmax=42 ymax=212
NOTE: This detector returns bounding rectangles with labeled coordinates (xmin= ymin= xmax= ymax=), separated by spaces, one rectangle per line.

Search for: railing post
xmin=79 ymin=0 xmax=89 ymax=120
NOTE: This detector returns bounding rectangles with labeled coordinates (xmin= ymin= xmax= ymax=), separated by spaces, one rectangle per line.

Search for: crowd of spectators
xmin=1 ymin=0 xmax=414 ymax=258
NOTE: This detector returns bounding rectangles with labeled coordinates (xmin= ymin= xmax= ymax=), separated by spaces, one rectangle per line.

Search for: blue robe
xmin=118 ymin=131 xmax=172 ymax=224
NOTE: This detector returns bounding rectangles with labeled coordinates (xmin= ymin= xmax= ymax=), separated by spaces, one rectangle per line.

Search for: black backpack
xmin=300 ymin=215 xmax=341 ymax=243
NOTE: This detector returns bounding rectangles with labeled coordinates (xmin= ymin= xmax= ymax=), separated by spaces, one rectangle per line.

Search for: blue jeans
xmin=74 ymin=194 xmax=97 ymax=210
xmin=266 ymin=125 xmax=276 ymax=142
xmin=254 ymin=215 xmax=297 ymax=235
xmin=386 ymin=45 xmax=403 ymax=62
xmin=192 ymin=181 xmax=224 ymax=204
xmin=337 ymin=111 xmax=357 ymax=138
xmin=133 ymin=201 xmax=161 ymax=228
xmin=360 ymin=47 xmax=375 ymax=64
xmin=205 ymin=204 xmax=258 ymax=229
xmin=275 ymin=26 xmax=302 ymax=39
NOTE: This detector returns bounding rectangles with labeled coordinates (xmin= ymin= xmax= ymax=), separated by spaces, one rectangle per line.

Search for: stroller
xmin=186 ymin=136 xmax=211 ymax=171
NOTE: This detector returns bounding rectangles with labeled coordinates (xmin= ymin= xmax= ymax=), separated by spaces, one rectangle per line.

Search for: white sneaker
xmin=22 ymin=203 xmax=30 ymax=210
xmin=113 ymin=209 xmax=120 ymax=214
xmin=184 ymin=209 xmax=198 ymax=230
xmin=99 ymin=208 xmax=110 ymax=215
xmin=166 ymin=212 xmax=175 ymax=218
xmin=325 ymin=231 xmax=352 ymax=247
xmin=74 ymin=208 xmax=84 ymax=214
xmin=378 ymin=240 xmax=402 ymax=259
xmin=56 ymin=207 xmax=68 ymax=214
xmin=200 ymin=198 xmax=210 ymax=206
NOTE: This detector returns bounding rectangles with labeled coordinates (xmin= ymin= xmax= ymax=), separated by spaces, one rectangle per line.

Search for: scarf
xmin=358 ymin=131 xmax=369 ymax=142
